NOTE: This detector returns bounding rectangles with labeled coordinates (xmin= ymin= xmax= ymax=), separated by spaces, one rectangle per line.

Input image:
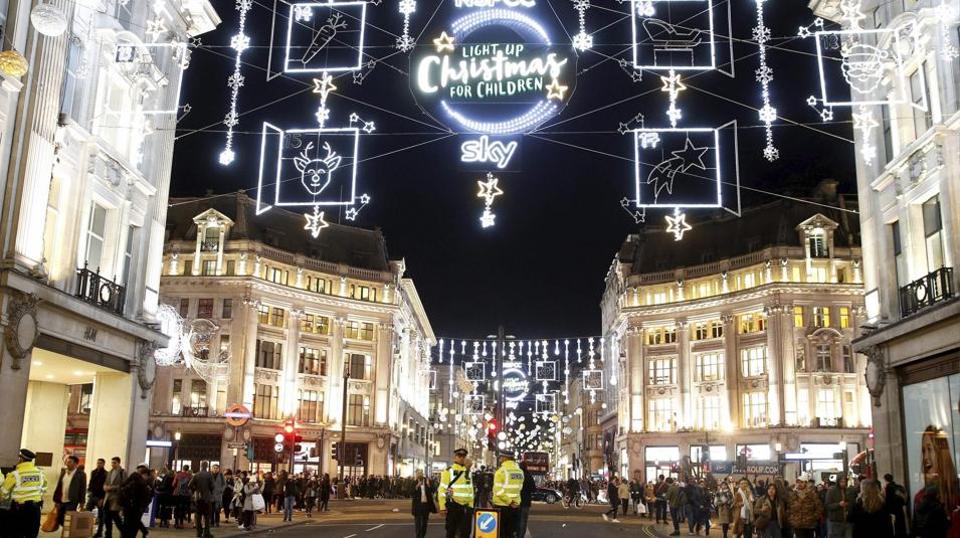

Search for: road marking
xmin=526 ymin=529 xmax=533 ymax=538
xmin=365 ymin=525 xmax=385 ymax=532
xmin=344 ymin=534 xmax=357 ymax=538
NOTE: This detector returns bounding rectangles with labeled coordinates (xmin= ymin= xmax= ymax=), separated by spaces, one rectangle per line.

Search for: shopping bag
xmin=638 ymin=502 xmax=648 ymax=514
xmin=41 ymin=505 xmax=60 ymax=533
xmin=251 ymin=493 xmax=266 ymax=512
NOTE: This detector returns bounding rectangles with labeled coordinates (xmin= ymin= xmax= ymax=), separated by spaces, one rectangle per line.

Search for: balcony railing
xmin=200 ymin=240 xmax=220 ymax=252
xmin=181 ymin=406 xmax=209 ymax=417
xmin=75 ymin=264 xmax=126 ymax=315
xmin=900 ymin=267 xmax=955 ymax=318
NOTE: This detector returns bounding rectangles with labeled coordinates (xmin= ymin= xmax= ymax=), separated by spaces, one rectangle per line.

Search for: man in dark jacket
xmin=119 ymin=466 xmax=152 ymax=538
xmin=54 ymin=455 xmax=87 ymax=526
xmin=410 ymin=471 xmax=437 ymax=538
xmin=87 ymin=459 xmax=108 ymax=538
xmin=518 ymin=464 xmax=536 ymax=538
xmin=882 ymin=474 xmax=908 ymax=538
xmin=603 ymin=478 xmax=621 ymax=522
xmin=189 ymin=462 xmax=215 ymax=538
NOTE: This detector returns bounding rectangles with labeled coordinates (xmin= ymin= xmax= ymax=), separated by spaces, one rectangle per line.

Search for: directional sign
xmin=227 ymin=442 xmax=247 ymax=450
xmin=475 ymin=509 xmax=499 ymax=538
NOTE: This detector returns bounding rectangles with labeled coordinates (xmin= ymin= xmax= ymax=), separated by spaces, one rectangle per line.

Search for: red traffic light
xmin=284 ymin=424 xmax=295 ymax=434
xmin=487 ymin=420 xmax=497 ymax=432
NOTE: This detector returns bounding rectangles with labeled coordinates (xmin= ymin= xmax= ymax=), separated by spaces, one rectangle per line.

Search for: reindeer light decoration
xmin=294 ymin=141 xmax=342 ymax=197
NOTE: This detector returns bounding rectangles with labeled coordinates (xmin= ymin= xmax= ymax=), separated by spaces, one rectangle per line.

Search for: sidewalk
xmin=40 ymin=511 xmax=321 ymax=538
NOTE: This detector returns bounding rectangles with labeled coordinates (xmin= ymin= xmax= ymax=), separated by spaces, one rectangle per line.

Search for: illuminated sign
xmin=410 ymin=7 xmax=576 ymax=135
xmin=501 ymin=365 xmax=529 ymax=403
xmin=461 ymin=136 xmax=518 ymax=168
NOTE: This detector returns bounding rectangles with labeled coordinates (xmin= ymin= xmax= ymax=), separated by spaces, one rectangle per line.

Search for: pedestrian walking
xmin=789 ymin=474 xmax=824 ymax=538
xmin=716 ymin=481 xmax=734 ymax=538
xmin=846 ymin=479 xmax=892 ymax=538
xmin=304 ymin=477 xmax=317 ymax=518
xmin=87 ymin=458 xmax=109 ymax=536
xmin=53 ymin=455 xmax=87 ymax=527
xmin=188 ymin=461 xmax=214 ymax=538
xmin=882 ymin=474 xmax=908 ymax=538
xmin=411 ymin=470 xmax=437 ymax=538
xmin=604 ymin=477 xmax=621 ymax=522
xmin=281 ymin=471 xmax=300 ymax=522
xmin=320 ymin=474 xmax=331 ymax=512
xmin=656 ymin=475 xmax=669 ymax=524
xmin=755 ymin=483 xmax=786 ymax=538
xmin=668 ymin=478 xmax=686 ymax=536
xmin=210 ymin=465 xmax=225 ymax=528
xmin=102 ymin=457 xmax=127 ymax=538
xmin=826 ymin=476 xmax=857 ymax=538
xmin=618 ymin=479 xmax=630 ymax=517
xmin=221 ymin=470 xmax=234 ymax=524
xmin=118 ymin=466 xmax=152 ymax=538
xmin=0 ymin=449 xmax=47 ymax=538
xmin=518 ymin=463 xmax=536 ymax=538
xmin=732 ymin=479 xmax=755 ymax=538
xmin=172 ymin=465 xmax=192 ymax=529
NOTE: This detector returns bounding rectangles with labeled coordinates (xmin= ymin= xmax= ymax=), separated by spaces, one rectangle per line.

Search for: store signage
xmin=522 ymin=451 xmax=550 ymax=473
xmin=410 ymin=6 xmax=576 ymax=135
xmin=710 ymin=460 xmax=782 ymax=475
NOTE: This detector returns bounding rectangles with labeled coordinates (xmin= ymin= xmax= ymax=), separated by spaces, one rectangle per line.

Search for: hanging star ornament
xmin=477 ymin=173 xmax=504 ymax=205
xmin=312 ymin=73 xmax=337 ymax=101
xmin=433 ymin=31 xmax=455 ymax=53
xmin=303 ymin=206 xmax=329 ymax=238
xmin=665 ymin=210 xmax=692 ymax=241
xmin=545 ymin=78 xmax=568 ymax=101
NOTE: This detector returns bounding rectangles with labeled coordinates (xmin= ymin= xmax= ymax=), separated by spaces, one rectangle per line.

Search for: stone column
xmin=192 ymin=225 xmax=202 ymax=275
xmin=677 ymin=319 xmax=692 ymax=429
xmin=721 ymin=313 xmax=739 ymax=427
xmin=240 ymin=298 xmax=260 ymax=409
xmin=780 ymin=304 xmax=798 ymax=426
xmin=326 ymin=318 xmax=345 ymax=424
xmin=627 ymin=326 xmax=644 ymax=433
xmin=374 ymin=322 xmax=394 ymax=426
xmin=764 ymin=304 xmax=783 ymax=426
xmin=216 ymin=227 xmax=226 ymax=274
xmin=281 ymin=309 xmax=302 ymax=417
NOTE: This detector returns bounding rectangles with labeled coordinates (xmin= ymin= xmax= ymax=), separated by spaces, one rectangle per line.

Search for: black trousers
xmin=104 ymin=509 xmax=123 ymax=538
xmin=11 ymin=502 xmax=41 ymax=538
xmin=414 ymin=507 xmax=431 ymax=538
xmin=499 ymin=506 xmax=521 ymax=538
xmin=194 ymin=500 xmax=212 ymax=537
xmin=445 ymin=503 xmax=472 ymax=538
xmin=120 ymin=508 xmax=142 ymax=538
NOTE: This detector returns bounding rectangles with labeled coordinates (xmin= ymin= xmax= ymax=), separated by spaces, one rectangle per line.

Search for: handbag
xmin=638 ymin=502 xmax=648 ymax=514
xmin=251 ymin=493 xmax=266 ymax=512
xmin=41 ymin=505 xmax=60 ymax=533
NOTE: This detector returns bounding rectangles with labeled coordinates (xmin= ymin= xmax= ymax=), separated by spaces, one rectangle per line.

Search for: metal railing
xmin=181 ymin=406 xmax=209 ymax=417
xmin=75 ymin=264 xmax=125 ymax=315
xmin=900 ymin=267 xmax=955 ymax=317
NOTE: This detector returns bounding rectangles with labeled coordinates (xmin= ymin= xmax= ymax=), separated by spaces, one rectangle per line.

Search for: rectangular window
xmin=842 ymin=345 xmax=855 ymax=373
xmin=197 ymin=298 xmax=214 ymax=319
xmin=813 ymin=306 xmax=831 ymax=328
xmin=740 ymin=346 xmax=767 ymax=377
xmin=738 ymin=313 xmax=766 ymax=334
xmin=711 ymin=321 xmax=723 ymax=339
xmin=692 ymin=322 xmax=709 ymax=341
xmin=839 ymin=307 xmax=850 ymax=329
xmin=189 ymin=379 xmax=208 ymax=411
xmin=350 ymin=284 xmax=377 ymax=302
xmin=121 ymin=226 xmax=136 ymax=285
xmin=269 ymin=307 xmax=285 ymax=328
xmin=201 ymin=259 xmax=216 ymax=276
xmin=345 ymin=321 xmax=375 ymax=341
xmin=795 ymin=345 xmax=806 ymax=373
xmin=219 ymin=335 xmax=230 ymax=357
xmin=256 ymin=340 xmax=283 ymax=370
xmin=809 ymin=232 xmax=828 ymax=258
xmin=300 ymin=314 xmax=331 ymax=335
xmin=648 ymin=357 xmax=677 ymax=385
xmin=225 ymin=260 xmax=236 ymax=276
xmin=923 ymin=195 xmax=945 ymax=272
xmin=172 ymin=378 xmax=183 ymax=414
xmin=306 ymin=276 xmax=329 ymax=294
xmin=797 ymin=389 xmax=810 ymax=426
xmin=254 ymin=384 xmax=279 ymax=419
xmin=347 ymin=394 xmax=371 ymax=426
xmin=299 ymin=347 xmax=327 ymax=376
xmin=646 ymin=327 xmax=677 ymax=345
xmin=892 ymin=221 xmax=909 ymax=288
xmin=741 ymin=392 xmax=767 ymax=428
xmin=297 ymin=390 xmax=322 ymax=423
xmin=816 ymin=389 xmax=836 ymax=419
xmin=85 ymin=202 xmax=108 ymax=270
xmin=881 ymin=105 xmax=894 ymax=164
xmin=179 ymin=298 xmax=190 ymax=318
xmin=257 ymin=304 xmax=270 ymax=324
xmin=816 ymin=344 xmax=832 ymax=372
xmin=910 ymin=63 xmax=932 ymax=138
xmin=794 ymin=306 xmax=805 ymax=328
xmin=698 ymin=395 xmax=721 ymax=430
xmin=695 ymin=352 xmax=723 ymax=382
xmin=267 ymin=267 xmax=287 ymax=285
xmin=346 ymin=353 xmax=370 ymax=380
xmin=647 ymin=399 xmax=676 ymax=432
xmin=222 ymin=299 xmax=233 ymax=319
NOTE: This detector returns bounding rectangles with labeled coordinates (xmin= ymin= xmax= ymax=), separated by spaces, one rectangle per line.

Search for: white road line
xmin=344 ymin=534 xmax=357 ymax=538
xmin=365 ymin=524 xmax=385 ymax=532
xmin=525 ymin=529 xmax=533 ymax=538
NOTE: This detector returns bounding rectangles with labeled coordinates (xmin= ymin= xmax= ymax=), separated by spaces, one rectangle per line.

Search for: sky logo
xmin=461 ymin=136 xmax=519 ymax=169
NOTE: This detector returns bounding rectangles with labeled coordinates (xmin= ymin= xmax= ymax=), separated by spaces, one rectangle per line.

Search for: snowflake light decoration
xmin=294 ymin=4 xmax=313 ymax=21
xmin=572 ymin=0 xmax=592 ymax=51
xmin=398 ymin=0 xmax=417 ymax=51
xmin=219 ymin=0 xmax=253 ymax=166
xmin=754 ymin=0 xmax=777 ymax=161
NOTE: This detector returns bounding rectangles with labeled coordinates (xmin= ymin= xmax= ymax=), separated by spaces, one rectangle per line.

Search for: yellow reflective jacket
xmin=438 ymin=463 xmax=473 ymax=510
xmin=1 ymin=462 xmax=47 ymax=503
xmin=492 ymin=460 xmax=523 ymax=507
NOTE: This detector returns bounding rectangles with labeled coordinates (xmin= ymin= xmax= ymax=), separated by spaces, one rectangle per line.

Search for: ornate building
xmin=810 ymin=0 xmax=960 ymax=496
xmin=151 ymin=193 xmax=434 ymax=477
xmin=0 ymin=0 xmax=217 ymax=502
xmin=600 ymin=186 xmax=871 ymax=481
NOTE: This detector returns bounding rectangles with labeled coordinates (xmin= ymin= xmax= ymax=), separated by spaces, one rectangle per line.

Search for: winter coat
xmin=789 ymin=488 xmax=825 ymax=529
xmin=846 ymin=500 xmax=893 ymax=538
xmin=716 ymin=489 xmax=734 ymax=525
xmin=242 ymin=482 xmax=261 ymax=512
xmin=667 ymin=484 xmax=686 ymax=509
xmin=912 ymin=494 xmax=950 ymax=538
xmin=618 ymin=483 xmax=630 ymax=500
xmin=211 ymin=472 xmax=225 ymax=502
xmin=733 ymin=489 xmax=756 ymax=536
xmin=754 ymin=495 xmax=786 ymax=531
xmin=826 ymin=485 xmax=858 ymax=522
xmin=645 ymin=484 xmax=657 ymax=503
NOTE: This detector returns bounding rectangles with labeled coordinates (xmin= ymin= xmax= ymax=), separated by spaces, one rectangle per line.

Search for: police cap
xmin=19 ymin=448 xmax=36 ymax=461
xmin=453 ymin=448 xmax=468 ymax=457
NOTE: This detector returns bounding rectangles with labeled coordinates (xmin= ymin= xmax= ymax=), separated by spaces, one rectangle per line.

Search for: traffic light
xmin=274 ymin=432 xmax=285 ymax=454
xmin=486 ymin=419 xmax=498 ymax=449
xmin=355 ymin=452 xmax=363 ymax=467
xmin=278 ymin=418 xmax=303 ymax=453
xmin=332 ymin=442 xmax=339 ymax=460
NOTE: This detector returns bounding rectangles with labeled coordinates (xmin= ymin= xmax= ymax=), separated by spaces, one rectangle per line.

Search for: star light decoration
xmin=219 ymin=0 xmax=253 ymax=166
xmin=572 ymin=0 xmax=593 ymax=51
xmin=145 ymin=15 xmax=167 ymax=42
xmin=477 ymin=172 xmax=504 ymax=228
xmin=312 ymin=72 xmax=337 ymax=128
xmin=852 ymin=105 xmax=878 ymax=164
xmin=754 ymin=0 xmax=778 ymax=161
xmin=433 ymin=31 xmax=455 ymax=53
xmin=303 ymin=207 xmax=330 ymax=238
xmin=660 ymin=69 xmax=686 ymax=127
xmin=397 ymin=0 xmax=417 ymax=51
xmin=665 ymin=208 xmax=692 ymax=241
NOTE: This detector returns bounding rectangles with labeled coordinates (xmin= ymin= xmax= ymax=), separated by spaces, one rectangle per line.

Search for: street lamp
xmin=173 ymin=430 xmax=182 ymax=466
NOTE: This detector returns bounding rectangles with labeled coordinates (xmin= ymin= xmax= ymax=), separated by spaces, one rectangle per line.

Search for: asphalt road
xmin=278 ymin=500 xmax=667 ymax=538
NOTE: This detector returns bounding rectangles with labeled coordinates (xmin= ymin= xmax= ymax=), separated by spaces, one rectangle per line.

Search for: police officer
xmin=492 ymin=450 xmax=524 ymax=538
xmin=1 ymin=449 xmax=48 ymax=538
xmin=438 ymin=448 xmax=474 ymax=538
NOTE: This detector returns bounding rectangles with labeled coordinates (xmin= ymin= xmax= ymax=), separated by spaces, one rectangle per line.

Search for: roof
xmin=166 ymin=192 xmax=392 ymax=272
xmin=616 ymin=186 xmax=860 ymax=276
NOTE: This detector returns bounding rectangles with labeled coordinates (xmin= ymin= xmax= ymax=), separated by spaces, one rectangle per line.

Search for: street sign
xmin=227 ymin=442 xmax=247 ymax=450
xmin=474 ymin=509 xmax=499 ymax=538
xmin=224 ymin=404 xmax=252 ymax=427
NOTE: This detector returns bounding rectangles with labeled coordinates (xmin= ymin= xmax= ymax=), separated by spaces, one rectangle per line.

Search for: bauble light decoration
xmin=0 ymin=50 xmax=29 ymax=78
xmin=30 ymin=2 xmax=68 ymax=37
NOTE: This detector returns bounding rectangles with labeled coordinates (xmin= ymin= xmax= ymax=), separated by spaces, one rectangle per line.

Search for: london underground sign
xmin=410 ymin=0 xmax=576 ymax=140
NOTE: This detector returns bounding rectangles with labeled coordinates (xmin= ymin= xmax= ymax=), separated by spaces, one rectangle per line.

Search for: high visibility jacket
xmin=438 ymin=463 xmax=473 ymax=510
xmin=491 ymin=460 xmax=523 ymax=507
xmin=1 ymin=462 xmax=47 ymax=503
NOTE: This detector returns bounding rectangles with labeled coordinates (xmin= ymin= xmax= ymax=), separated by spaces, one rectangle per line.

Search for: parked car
xmin=531 ymin=487 xmax=562 ymax=504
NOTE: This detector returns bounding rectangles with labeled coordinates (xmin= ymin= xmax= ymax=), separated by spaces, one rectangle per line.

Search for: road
xmin=276 ymin=500 xmax=669 ymax=538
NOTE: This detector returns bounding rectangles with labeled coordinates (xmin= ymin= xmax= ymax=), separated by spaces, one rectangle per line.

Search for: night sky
xmin=170 ymin=0 xmax=855 ymax=338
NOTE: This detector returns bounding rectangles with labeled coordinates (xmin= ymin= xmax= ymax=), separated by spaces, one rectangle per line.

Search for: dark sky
xmin=170 ymin=0 xmax=855 ymax=338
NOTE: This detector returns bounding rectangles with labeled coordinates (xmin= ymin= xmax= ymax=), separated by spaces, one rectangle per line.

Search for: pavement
xmin=41 ymin=500 xmax=682 ymax=538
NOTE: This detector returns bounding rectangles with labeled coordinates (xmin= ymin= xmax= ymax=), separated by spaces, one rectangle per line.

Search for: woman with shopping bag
xmin=239 ymin=474 xmax=263 ymax=531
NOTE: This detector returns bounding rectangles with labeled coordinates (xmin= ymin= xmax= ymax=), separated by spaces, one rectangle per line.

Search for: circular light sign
xmin=501 ymin=366 xmax=529 ymax=402
xmin=411 ymin=6 xmax=576 ymax=134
